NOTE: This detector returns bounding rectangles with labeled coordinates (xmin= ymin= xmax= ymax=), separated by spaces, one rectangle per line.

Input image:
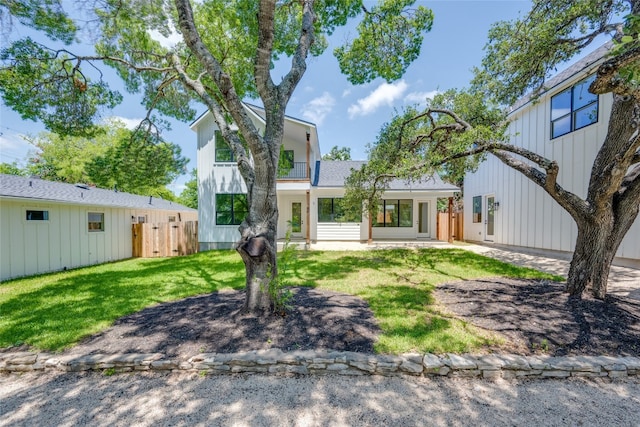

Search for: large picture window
xmin=373 ymin=199 xmax=412 ymax=227
xmin=472 ymin=196 xmax=482 ymax=223
xmin=551 ymin=75 xmax=598 ymax=139
xmin=216 ymin=194 xmax=248 ymax=225
xmin=317 ymin=198 xmax=360 ymax=223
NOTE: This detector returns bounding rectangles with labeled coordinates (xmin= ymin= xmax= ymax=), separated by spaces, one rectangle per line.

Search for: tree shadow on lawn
xmin=436 ymin=277 xmax=640 ymax=356
xmin=0 ymin=252 xmax=246 ymax=351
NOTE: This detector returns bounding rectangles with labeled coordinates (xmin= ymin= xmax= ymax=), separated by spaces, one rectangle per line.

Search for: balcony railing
xmin=278 ymin=162 xmax=309 ymax=180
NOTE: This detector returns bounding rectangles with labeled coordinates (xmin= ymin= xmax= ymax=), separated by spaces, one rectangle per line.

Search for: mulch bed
xmin=435 ymin=278 xmax=640 ymax=357
xmin=19 ymin=279 xmax=640 ymax=359
xmin=64 ymin=287 xmax=381 ymax=359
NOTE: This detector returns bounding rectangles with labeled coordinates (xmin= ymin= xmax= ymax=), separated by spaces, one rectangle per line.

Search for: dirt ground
xmin=59 ymin=278 xmax=640 ymax=359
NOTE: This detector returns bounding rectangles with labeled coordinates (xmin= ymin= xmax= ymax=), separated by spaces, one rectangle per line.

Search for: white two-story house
xmin=191 ymin=103 xmax=459 ymax=250
xmin=464 ymin=44 xmax=640 ymax=268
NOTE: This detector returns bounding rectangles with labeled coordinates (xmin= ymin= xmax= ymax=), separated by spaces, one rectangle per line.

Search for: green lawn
xmin=0 ymin=248 xmax=561 ymax=354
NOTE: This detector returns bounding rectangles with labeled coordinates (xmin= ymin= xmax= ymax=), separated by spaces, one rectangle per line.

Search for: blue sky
xmin=1 ymin=1 xmax=536 ymax=194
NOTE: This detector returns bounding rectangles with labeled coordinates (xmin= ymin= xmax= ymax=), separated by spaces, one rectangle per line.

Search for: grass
xmin=0 ymin=248 xmax=561 ymax=354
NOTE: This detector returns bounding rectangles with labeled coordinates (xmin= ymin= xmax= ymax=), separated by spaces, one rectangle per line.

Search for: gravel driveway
xmin=2 ymin=372 xmax=639 ymax=426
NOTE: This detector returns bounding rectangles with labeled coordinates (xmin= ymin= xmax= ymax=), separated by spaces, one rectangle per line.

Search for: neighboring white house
xmin=0 ymin=174 xmax=198 ymax=281
xmin=463 ymin=44 xmax=640 ymax=268
xmin=191 ymin=104 xmax=459 ymax=250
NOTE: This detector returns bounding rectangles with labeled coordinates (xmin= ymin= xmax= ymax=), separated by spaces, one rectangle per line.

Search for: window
xmin=318 ymin=198 xmax=360 ymax=223
xmin=88 ymin=212 xmax=104 ymax=232
xmin=472 ymin=196 xmax=482 ymax=223
xmin=216 ymin=194 xmax=248 ymax=225
xmin=137 ymin=216 xmax=147 ymax=224
xmin=551 ymin=75 xmax=598 ymax=139
xmin=373 ymin=199 xmax=412 ymax=227
xmin=215 ymin=130 xmax=234 ymax=162
xmin=26 ymin=210 xmax=49 ymax=221
xmin=168 ymin=216 xmax=176 ymax=222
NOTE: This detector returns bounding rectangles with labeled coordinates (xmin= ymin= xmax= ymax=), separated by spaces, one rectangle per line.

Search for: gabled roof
xmin=0 ymin=174 xmax=196 ymax=212
xmin=510 ymin=42 xmax=612 ymax=113
xmin=313 ymin=160 xmax=459 ymax=191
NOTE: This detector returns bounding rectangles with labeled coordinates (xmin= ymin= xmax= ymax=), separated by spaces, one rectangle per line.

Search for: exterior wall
xmin=369 ymin=191 xmax=439 ymax=241
xmin=196 ymin=113 xmax=318 ymax=247
xmin=310 ymin=188 xmax=363 ymax=241
xmin=464 ymin=75 xmax=640 ymax=264
xmin=0 ymin=199 xmax=196 ymax=281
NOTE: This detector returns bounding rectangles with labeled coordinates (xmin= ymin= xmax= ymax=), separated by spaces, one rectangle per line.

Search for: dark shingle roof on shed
xmin=0 ymin=174 xmax=196 ymax=212
xmin=313 ymin=161 xmax=459 ymax=191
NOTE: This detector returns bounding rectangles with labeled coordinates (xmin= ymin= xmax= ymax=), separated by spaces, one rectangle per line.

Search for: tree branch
xmin=171 ymin=53 xmax=255 ymax=187
xmin=173 ymin=0 xmax=259 ymax=151
xmin=279 ymin=0 xmax=316 ymax=104
xmin=590 ymin=45 xmax=640 ymax=97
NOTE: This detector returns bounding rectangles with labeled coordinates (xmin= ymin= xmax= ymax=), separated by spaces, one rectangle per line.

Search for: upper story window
xmin=551 ymin=74 xmax=598 ymax=139
xmin=215 ymin=130 xmax=235 ymax=162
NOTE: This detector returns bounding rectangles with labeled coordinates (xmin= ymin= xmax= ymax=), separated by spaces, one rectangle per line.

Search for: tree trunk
xmin=566 ymin=221 xmax=617 ymax=299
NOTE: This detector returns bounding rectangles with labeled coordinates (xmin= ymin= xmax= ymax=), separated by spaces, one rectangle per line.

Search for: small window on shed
xmin=26 ymin=210 xmax=49 ymax=221
xmin=138 ymin=216 xmax=147 ymax=224
xmin=88 ymin=212 xmax=105 ymax=232
xmin=168 ymin=215 xmax=176 ymax=222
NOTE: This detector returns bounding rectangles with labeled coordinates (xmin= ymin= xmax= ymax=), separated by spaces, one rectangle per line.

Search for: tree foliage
xmin=0 ymin=162 xmax=26 ymax=176
xmin=178 ymin=169 xmax=198 ymax=209
xmin=0 ymin=0 xmax=433 ymax=312
xmin=347 ymin=0 xmax=640 ymax=299
xmin=322 ymin=145 xmax=352 ymax=161
xmin=25 ymin=119 xmax=186 ymax=198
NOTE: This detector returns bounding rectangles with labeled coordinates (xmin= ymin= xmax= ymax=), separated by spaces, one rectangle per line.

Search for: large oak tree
xmin=346 ymin=0 xmax=640 ymax=299
xmin=0 ymin=0 xmax=433 ymax=312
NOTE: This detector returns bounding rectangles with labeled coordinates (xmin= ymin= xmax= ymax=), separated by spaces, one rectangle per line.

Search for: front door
xmin=417 ymin=201 xmax=430 ymax=238
xmin=485 ymin=195 xmax=495 ymax=241
xmin=290 ymin=201 xmax=303 ymax=238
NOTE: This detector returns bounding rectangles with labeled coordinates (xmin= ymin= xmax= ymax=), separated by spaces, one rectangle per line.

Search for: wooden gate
xmin=437 ymin=211 xmax=464 ymax=242
xmin=132 ymin=221 xmax=198 ymax=257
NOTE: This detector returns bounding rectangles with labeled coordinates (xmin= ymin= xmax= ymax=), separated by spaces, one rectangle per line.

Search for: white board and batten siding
xmin=0 ymin=199 xmax=196 ymax=281
xmin=316 ymin=222 xmax=361 ymax=241
xmin=464 ymin=79 xmax=640 ymax=264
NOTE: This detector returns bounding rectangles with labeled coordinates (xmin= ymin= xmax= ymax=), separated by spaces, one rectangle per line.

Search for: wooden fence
xmin=437 ymin=211 xmax=464 ymax=242
xmin=132 ymin=221 xmax=198 ymax=258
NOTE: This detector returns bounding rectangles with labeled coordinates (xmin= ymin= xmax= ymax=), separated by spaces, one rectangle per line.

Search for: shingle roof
xmin=510 ymin=42 xmax=612 ymax=113
xmin=0 ymin=174 xmax=196 ymax=212
xmin=313 ymin=161 xmax=459 ymax=191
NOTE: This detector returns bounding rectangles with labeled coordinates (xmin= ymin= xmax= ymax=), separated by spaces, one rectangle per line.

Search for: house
xmin=463 ymin=44 xmax=640 ymax=268
xmin=191 ymin=104 xmax=459 ymax=250
xmin=0 ymin=174 xmax=198 ymax=280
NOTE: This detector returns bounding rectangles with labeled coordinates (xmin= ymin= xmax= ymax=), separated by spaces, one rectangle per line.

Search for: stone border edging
xmin=2 ymin=350 xmax=639 ymax=379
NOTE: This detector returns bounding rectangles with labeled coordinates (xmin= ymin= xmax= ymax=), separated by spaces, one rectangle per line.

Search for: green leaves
xmin=335 ymin=0 xmax=434 ymax=84
xmin=472 ymin=0 xmax=634 ymax=105
xmin=344 ymin=89 xmax=505 ymax=216
xmin=0 ymin=38 xmax=122 ymax=137
xmin=0 ymin=0 xmax=76 ymax=44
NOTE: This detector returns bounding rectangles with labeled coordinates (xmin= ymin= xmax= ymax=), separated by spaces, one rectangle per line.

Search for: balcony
xmin=278 ymin=162 xmax=309 ymax=180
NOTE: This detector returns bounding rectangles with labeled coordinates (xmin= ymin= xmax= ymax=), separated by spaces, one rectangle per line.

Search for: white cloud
xmin=106 ymin=116 xmax=145 ymax=130
xmin=404 ymin=90 xmax=440 ymax=107
xmin=347 ymin=80 xmax=408 ymax=119
xmin=342 ymin=88 xmax=352 ymax=98
xmin=148 ymin=28 xmax=182 ymax=49
xmin=300 ymin=92 xmax=335 ymax=125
